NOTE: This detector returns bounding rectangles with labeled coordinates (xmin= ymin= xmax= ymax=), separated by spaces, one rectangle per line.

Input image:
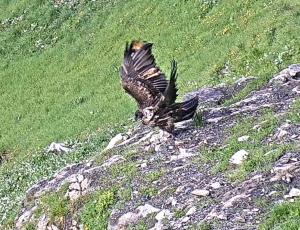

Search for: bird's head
xmin=141 ymin=107 xmax=155 ymax=124
xmin=134 ymin=110 xmax=143 ymax=121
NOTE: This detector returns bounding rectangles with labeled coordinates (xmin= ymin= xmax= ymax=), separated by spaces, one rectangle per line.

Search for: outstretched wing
xmin=122 ymin=75 xmax=162 ymax=109
xmin=120 ymin=41 xmax=168 ymax=93
xmin=163 ymin=59 xmax=179 ymax=106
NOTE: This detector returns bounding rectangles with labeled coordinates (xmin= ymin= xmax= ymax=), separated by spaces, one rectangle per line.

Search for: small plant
xmin=80 ymin=190 xmax=116 ymax=230
xmin=40 ymin=191 xmax=69 ymax=222
xmin=140 ymin=186 xmax=158 ymax=199
xmin=174 ymin=209 xmax=185 ymax=219
xmin=145 ymin=171 xmax=162 ymax=182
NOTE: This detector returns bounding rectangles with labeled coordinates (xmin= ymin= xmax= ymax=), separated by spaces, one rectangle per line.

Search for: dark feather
xmin=174 ymin=96 xmax=199 ymax=121
xmin=163 ymin=59 xmax=179 ymax=106
xmin=120 ymin=41 xmax=168 ymax=93
xmin=122 ymin=76 xmax=161 ymax=109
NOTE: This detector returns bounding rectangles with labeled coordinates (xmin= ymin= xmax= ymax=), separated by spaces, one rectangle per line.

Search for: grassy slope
xmin=0 ymin=0 xmax=299 ymax=227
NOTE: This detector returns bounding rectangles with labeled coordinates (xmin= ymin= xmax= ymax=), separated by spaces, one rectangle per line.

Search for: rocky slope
xmin=15 ymin=65 xmax=300 ymax=230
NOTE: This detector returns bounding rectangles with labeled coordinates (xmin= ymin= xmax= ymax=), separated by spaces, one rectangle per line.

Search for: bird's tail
xmin=176 ymin=96 xmax=199 ymax=121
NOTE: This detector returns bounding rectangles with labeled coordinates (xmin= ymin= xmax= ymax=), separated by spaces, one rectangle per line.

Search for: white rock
xmin=101 ymin=155 xmax=125 ymax=167
xmin=137 ymin=204 xmax=160 ymax=217
xmin=268 ymin=191 xmax=277 ymax=196
xmin=47 ymin=225 xmax=59 ymax=230
xmin=210 ymin=182 xmax=222 ymax=189
xmin=186 ymin=206 xmax=196 ymax=216
xmin=230 ymin=149 xmax=249 ymax=165
xmin=223 ymin=194 xmax=250 ymax=208
xmin=149 ymin=222 xmax=164 ymax=230
xmin=69 ymin=182 xmax=81 ymax=191
xmin=140 ymin=162 xmax=147 ymax=168
xmin=181 ymin=216 xmax=190 ymax=223
xmin=47 ymin=142 xmax=71 ymax=153
xmin=112 ymin=212 xmax=139 ymax=230
xmin=166 ymin=197 xmax=177 ymax=206
xmin=81 ymin=178 xmax=90 ymax=190
xmin=68 ymin=190 xmax=81 ymax=201
xmin=15 ymin=206 xmax=37 ymax=229
xmin=191 ymin=189 xmax=210 ymax=197
xmin=154 ymin=144 xmax=161 ymax=152
xmin=170 ymin=148 xmax=195 ymax=161
xmin=105 ymin=133 xmax=124 ymax=150
xmin=285 ymin=188 xmax=300 ymax=198
xmin=77 ymin=174 xmax=84 ymax=183
xmin=155 ymin=209 xmax=172 ymax=221
xmin=238 ymin=135 xmax=250 ymax=142
xmin=175 ymin=185 xmax=185 ymax=194
xmin=276 ymin=129 xmax=288 ymax=139
xmin=37 ymin=214 xmax=49 ymax=230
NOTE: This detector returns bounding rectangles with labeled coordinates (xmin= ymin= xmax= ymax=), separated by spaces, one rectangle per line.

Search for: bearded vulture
xmin=120 ymin=40 xmax=199 ymax=133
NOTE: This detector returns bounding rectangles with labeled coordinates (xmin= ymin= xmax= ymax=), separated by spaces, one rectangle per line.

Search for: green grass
xmin=287 ymin=99 xmax=300 ymax=123
xmin=0 ymin=0 xmax=300 ymax=227
xmin=259 ymin=199 xmax=300 ymax=230
xmin=39 ymin=187 xmax=69 ymax=223
xmin=80 ymin=189 xmax=116 ymax=230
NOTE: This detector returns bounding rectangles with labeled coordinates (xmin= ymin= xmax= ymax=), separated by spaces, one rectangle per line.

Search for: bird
xmin=120 ymin=40 xmax=199 ymax=133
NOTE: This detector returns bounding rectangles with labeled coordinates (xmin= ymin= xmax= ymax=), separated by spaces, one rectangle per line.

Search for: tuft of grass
xmin=109 ymin=161 xmax=138 ymax=181
xmin=259 ymin=199 xmax=300 ymax=230
xmin=80 ymin=189 xmax=116 ymax=230
xmin=174 ymin=209 xmax=185 ymax=219
xmin=287 ymin=99 xmax=300 ymax=123
xmin=140 ymin=186 xmax=158 ymax=199
xmin=144 ymin=170 xmax=163 ymax=183
xmin=40 ymin=191 xmax=69 ymax=223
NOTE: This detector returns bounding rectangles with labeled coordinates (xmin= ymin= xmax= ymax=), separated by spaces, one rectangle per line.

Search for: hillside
xmin=15 ymin=66 xmax=300 ymax=229
xmin=0 ymin=0 xmax=300 ymax=229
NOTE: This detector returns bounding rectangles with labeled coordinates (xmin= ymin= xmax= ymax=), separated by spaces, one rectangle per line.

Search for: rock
xmin=37 ymin=214 xmax=49 ymax=230
xmin=105 ymin=133 xmax=124 ymax=150
xmin=155 ymin=209 xmax=172 ymax=221
xmin=140 ymin=162 xmax=147 ymax=168
xmin=81 ymin=178 xmax=90 ymax=190
xmin=15 ymin=206 xmax=37 ymax=229
xmin=275 ymin=129 xmax=288 ymax=139
xmin=109 ymin=204 xmax=160 ymax=230
xmin=137 ymin=204 xmax=160 ymax=217
xmin=170 ymin=148 xmax=195 ymax=161
xmin=288 ymin=64 xmax=300 ymax=77
xmin=77 ymin=174 xmax=84 ymax=183
xmin=210 ymin=182 xmax=222 ymax=189
xmin=230 ymin=150 xmax=249 ymax=165
xmin=166 ymin=197 xmax=177 ymax=206
xmin=238 ymin=135 xmax=250 ymax=142
xmin=223 ymin=194 xmax=250 ymax=208
xmin=69 ymin=182 xmax=81 ymax=191
xmin=191 ymin=189 xmax=210 ymax=197
xmin=186 ymin=206 xmax=196 ymax=216
xmin=285 ymin=188 xmax=300 ymax=198
xmin=47 ymin=142 xmax=71 ymax=153
xmin=48 ymin=225 xmax=59 ymax=230
xmin=67 ymin=190 xmax=81 ymax=201
xmin=101 ymin=155 xmax=125 ymax=167
xmin=181 ymin=216 xmax=190 ymax=223
xmin=110 ymin=212 xmax=139 ymax=230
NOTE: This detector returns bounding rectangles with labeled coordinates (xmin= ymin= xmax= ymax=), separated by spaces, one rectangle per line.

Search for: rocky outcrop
xmin=15 ymin=65 xmax=300 ymax=229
